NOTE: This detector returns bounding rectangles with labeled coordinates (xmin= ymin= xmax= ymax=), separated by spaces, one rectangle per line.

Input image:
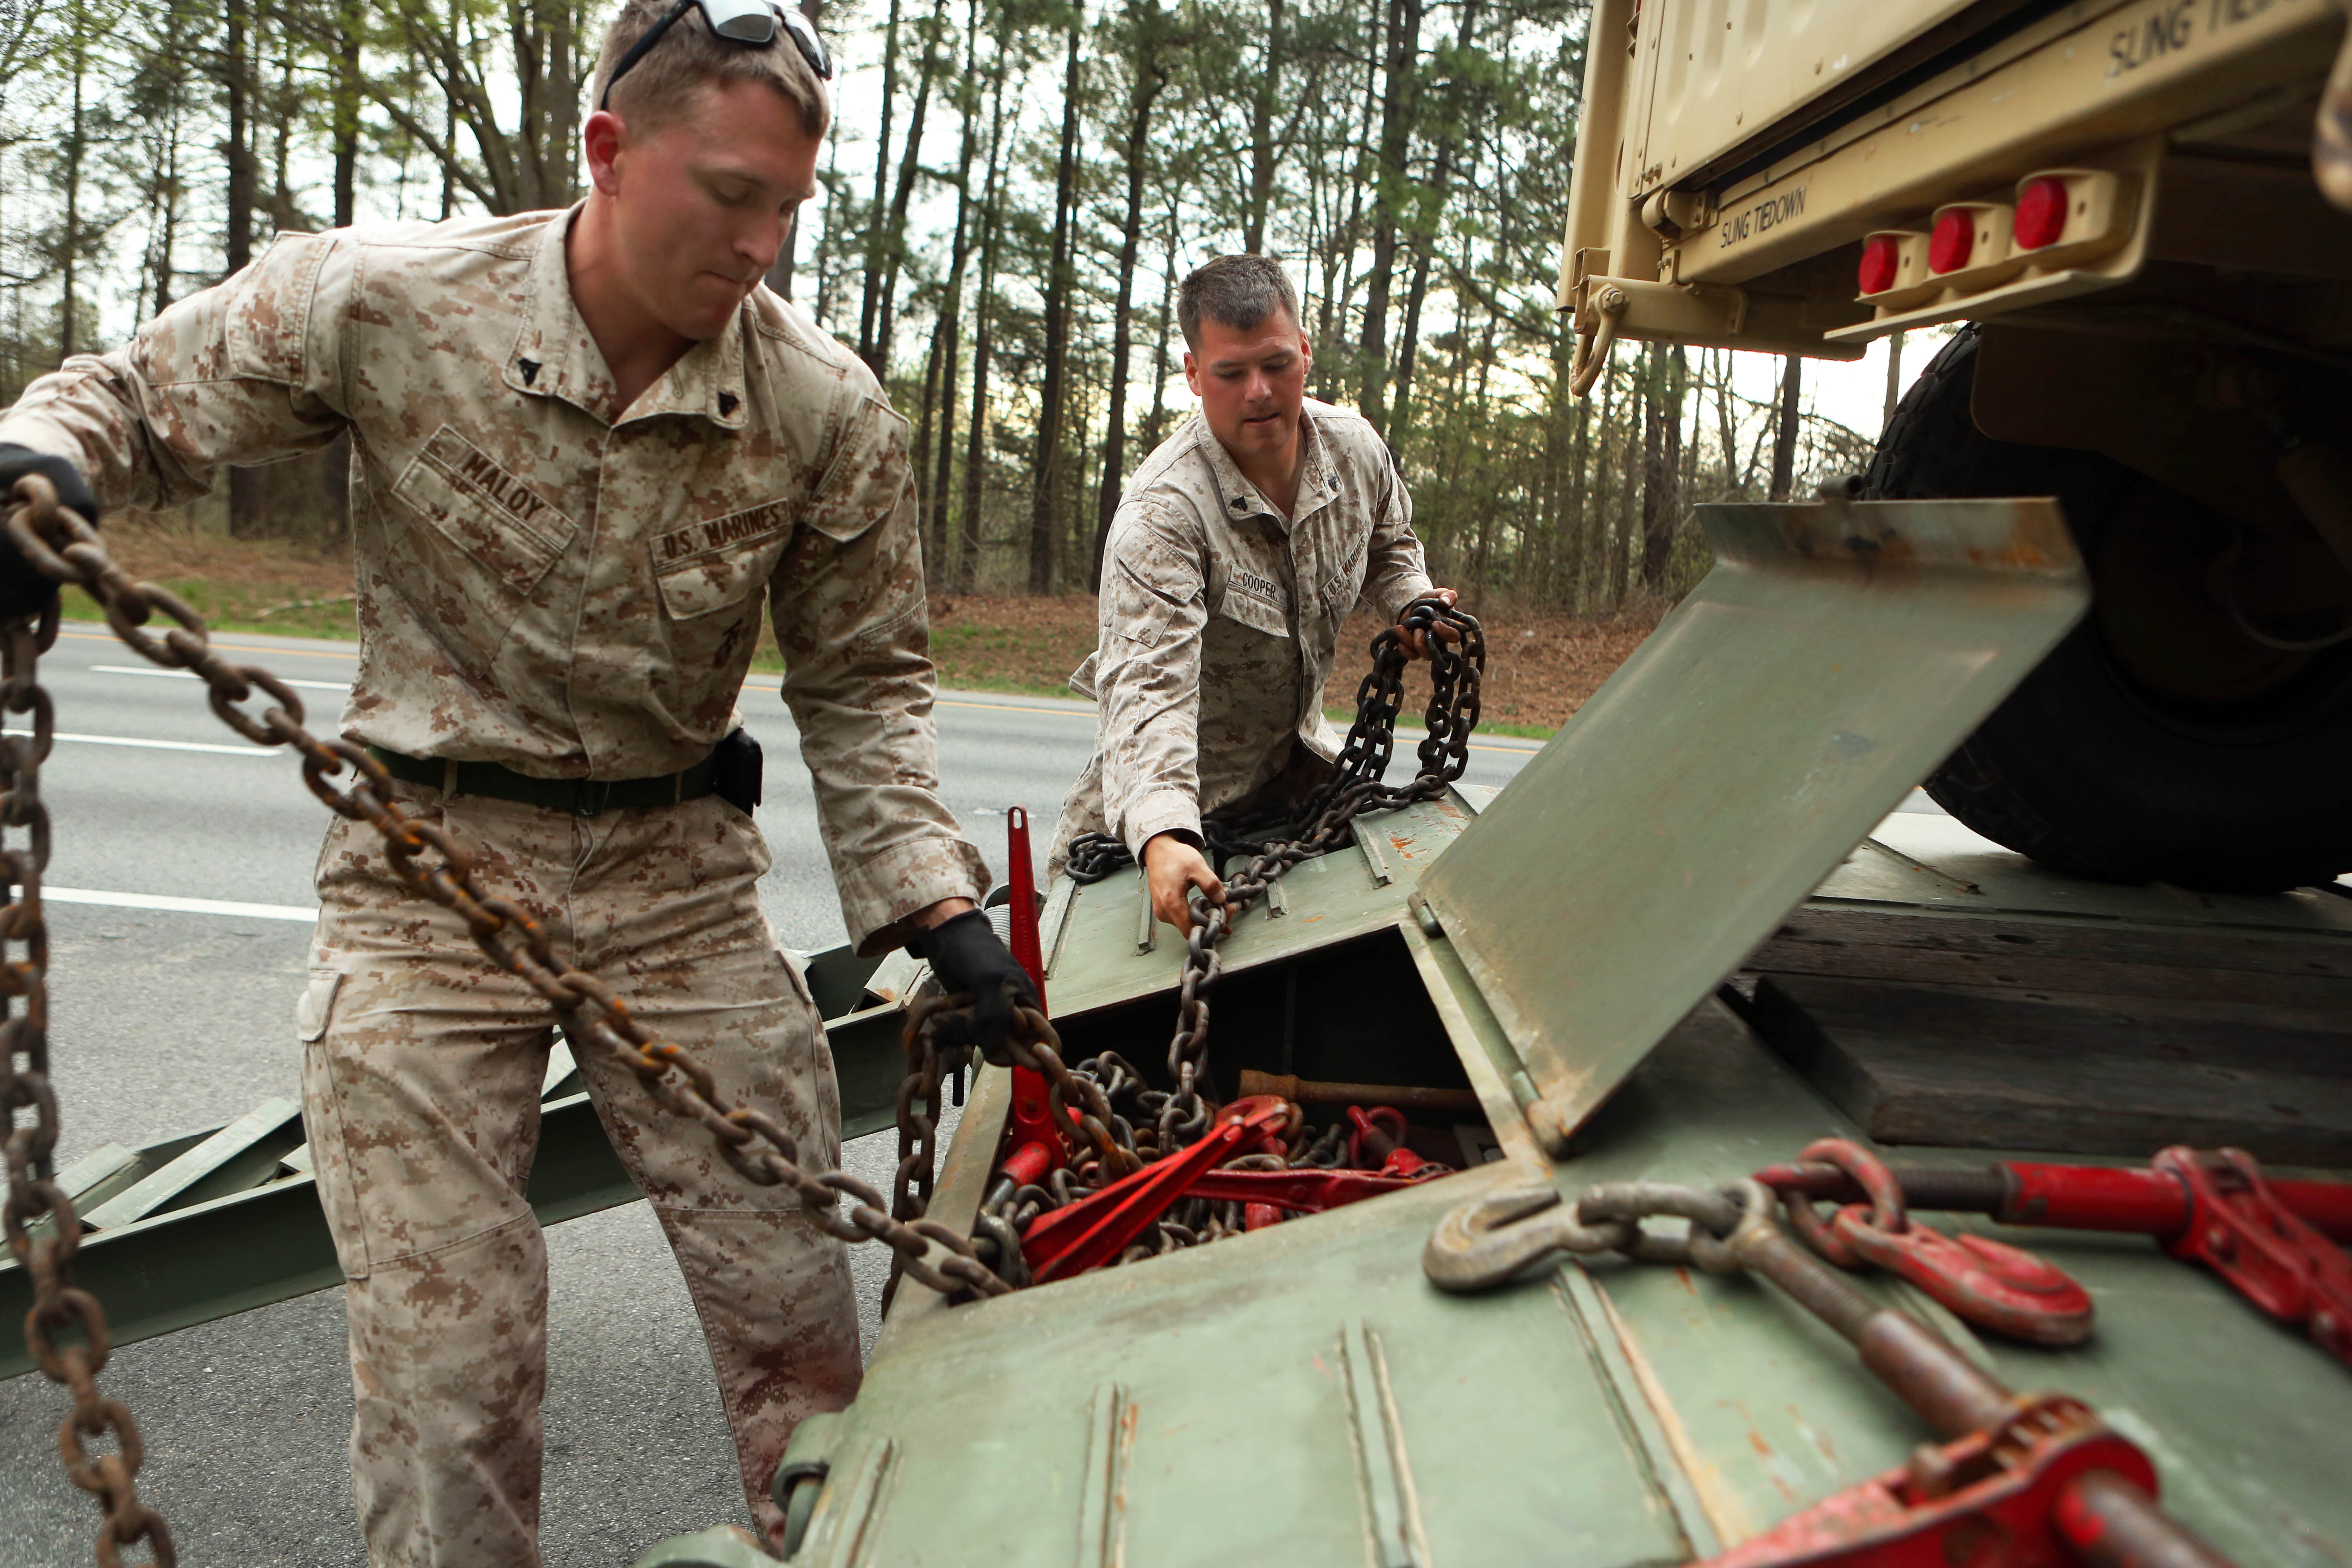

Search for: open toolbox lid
xmin=1417 ymin=497 xmax=2089 ymax=1155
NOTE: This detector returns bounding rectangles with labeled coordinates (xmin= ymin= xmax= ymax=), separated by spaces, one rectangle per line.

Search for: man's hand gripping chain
xmin=0 ymin=473 xmax=1012 ymax=1304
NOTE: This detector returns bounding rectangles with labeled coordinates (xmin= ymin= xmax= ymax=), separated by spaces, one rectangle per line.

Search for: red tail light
xmin=2014 ymin=176 xmax=2069 ymax=250
xmin=1858 ymin=234 xmax=1902 ymax=295
xmin=1929 ymin=208 xmax=1974 ymax=273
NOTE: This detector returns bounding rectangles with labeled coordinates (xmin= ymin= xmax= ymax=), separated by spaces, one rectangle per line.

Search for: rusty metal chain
xmin=0 ymin=477 xmax=1010 ymax=1352
xmin=996 ymin=1009 xmax=1142 ymax=1180
xmin=896 ymin=999 xmax=1152 ymax=1290
xmin=1152 ymin=600 xmax=1485 ymax=1149
xmin=881 ymin=1000 xmax=949 ymax=1310
xmin=1060 ymin=599 xmax=1485 ymax=886
xmin=0 ymin=586 xmax=177 ymax=1568
xmin=946 ymin=601 xmax=1484 ymax=1278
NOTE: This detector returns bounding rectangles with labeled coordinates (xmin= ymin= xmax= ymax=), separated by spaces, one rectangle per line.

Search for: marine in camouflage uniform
xmin=0 ymin=15 xmax=1018 ymax=1556
xmin=1047 ymin=396 xmax=1438 ymax=876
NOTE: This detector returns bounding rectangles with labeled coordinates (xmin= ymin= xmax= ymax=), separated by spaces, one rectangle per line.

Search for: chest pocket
xmin=1318 ymin=534 xmax=1369 ymax=621
xmin=655 ymin=542 xmax=771 ymax=622
xmin=651 ymin=504 xmax=795 ymax=623
xmin=391 ymin=427 xmax=575 ymax=598
xmin=1215 ymin=570 xmax=1293 ymax=639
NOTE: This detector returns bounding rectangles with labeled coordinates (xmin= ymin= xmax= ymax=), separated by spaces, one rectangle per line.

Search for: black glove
xmin=910 ymin=908 xmax=1038 ymax=1062
xmin=0 ymin=444 xmax=96 ymax=620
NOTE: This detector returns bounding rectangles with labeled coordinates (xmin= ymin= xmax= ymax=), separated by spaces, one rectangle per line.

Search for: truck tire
xmin=1866 ymin=325 xmax=2352 ymax=892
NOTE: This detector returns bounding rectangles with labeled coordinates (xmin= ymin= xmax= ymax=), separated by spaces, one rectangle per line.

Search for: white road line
xmin=45 ymin=886 xmax=319 ymax=922
xmin=53 ymin=731 xmax=276 ymax=757
xmin=91 ymin=664 xmax=351 ymax=693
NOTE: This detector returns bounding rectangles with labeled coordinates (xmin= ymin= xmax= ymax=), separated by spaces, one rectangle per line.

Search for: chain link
xmin=881 ymin=1000 xmax=949 ymax=1311
xmin=0 ymin=474 xmax=1014 ymax=1548
xmin=1141 ymin=601 xmax=1483 ymax=1150
xmin=937 ymin=600 xmax=1488 ymax=1281
xmin=0 ymin=555 xmax=176 ymax=1566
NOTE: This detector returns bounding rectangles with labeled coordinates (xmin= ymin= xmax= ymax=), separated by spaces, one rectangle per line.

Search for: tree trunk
xmin=912 ymin=312 xmax=949 ymax=567
xmin=1090 ymin=5 xmax=1167 ymax=589
xmin=1713 ymin=352 xmax=1741 ymax=499
xmin=225 ymin=0 xmax=263 ymax=537
xmin=322 ymin=9 xmax=361 ymax=547
xmin=1641 ymin=346 xmax=1684 ymax=590
xmin=923 ymin=0 xmax=987 ymax=574
xmin=929 ymin=311 xmax=961 ymax=572
xmin=813 ymin=122 xmax=842 ymax=322
xmin=1357 ymin=0 xmax=1420 ymax=439
xmin=1768 ymin=354 xmax=1802 ymax=501
xmin=1390 ymin=0 xmax=1477 ymax=450
xmin=857 ymin=0 xmax=905 ymax=370
xmin=1590 ymin=364 xmax=1617 ymax=610
xmin=271 ymin=42 xmax=297 ymax=229
xmin=1142 ymin=191 xmax=1178 ymax=452
xmin=1570 ymin=380 xmax=1591 ymax=607
xmin=1679 ymin=347 xmax=1701 ymax=502
xmin=439 ymin=87 xmax=456 ymax=219
xmin=1606 ymin=363 xmax=1635 ymax=608
xmin=1242 ymin=0 xmax=1282 ymax=254
xmin=1317 ymin=33 xmax=1381 ymax=403
xmin=958 ymin=48 xmax=1012 ymax=594
xmin=875 ymin=0 xmax=953 ymax=376
xmin=154 ymin=104 xmax=181 ymax=316
xmin=766 ymin=0 xmax=827 ymax=299
xmin=58 ymin=19 xmax=84 ymax=361
xmin=1029 ymin=5 xmax=1085 ymax=595
xmin=333 ymin=7 xmax=361 ymax=227
xmin=1881 ymin=330 xmax=1904 ymax=435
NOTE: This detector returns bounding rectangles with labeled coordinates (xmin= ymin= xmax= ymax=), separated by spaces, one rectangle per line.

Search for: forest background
xmin=0 ymin=0 xmax=1900 ymax=722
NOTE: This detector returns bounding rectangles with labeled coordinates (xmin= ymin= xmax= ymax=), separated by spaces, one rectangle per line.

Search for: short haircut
xmin=590 ymin=0 xmax=831 ymax=140
xmin=1178 ymin=255 xmax=1300 ymax=349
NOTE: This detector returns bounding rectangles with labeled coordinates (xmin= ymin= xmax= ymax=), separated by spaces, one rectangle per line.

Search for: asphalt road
xmin=0 ymin=622 xmax=1543 ymax=1568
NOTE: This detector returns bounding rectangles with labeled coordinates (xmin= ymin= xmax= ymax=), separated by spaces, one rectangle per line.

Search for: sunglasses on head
xmin=599 ymin=0 xmax=834 ymax=112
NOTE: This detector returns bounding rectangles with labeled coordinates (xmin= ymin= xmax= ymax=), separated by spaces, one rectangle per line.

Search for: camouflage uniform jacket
xmin=0 ymin=206 xmax=989 ymax=952
xmin=1061 ymin=399 xmax=1433 ymax=860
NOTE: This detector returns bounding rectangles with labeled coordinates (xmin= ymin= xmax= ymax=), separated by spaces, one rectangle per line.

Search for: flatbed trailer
xmin=15 ymin=497 xmax=2345 ymax=1567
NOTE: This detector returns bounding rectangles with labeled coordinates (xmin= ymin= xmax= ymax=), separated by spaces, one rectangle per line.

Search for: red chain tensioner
xmin=1000 ymin=807 xmax=1062 ymax=1188
xmin=1761 ymin=1143 xmax=2352 ymax=1369
xmin=2148 ymin=1146 xmax=2352 ymax=1368
xmin=1702 ymin=1394 xmax=2166 ymax=1568
xmin=1766 ymin=1138 xmax=2095 ymax=1345
xmin=1346 ymin=1105 xmax=1450 ymax=1180
xmin=1019 ymin=1096 xmax=1296 ymax=1282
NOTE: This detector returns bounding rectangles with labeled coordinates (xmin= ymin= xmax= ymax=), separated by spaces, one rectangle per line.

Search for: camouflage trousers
xmin=296 ymin=780 xmax=862 ymax=1568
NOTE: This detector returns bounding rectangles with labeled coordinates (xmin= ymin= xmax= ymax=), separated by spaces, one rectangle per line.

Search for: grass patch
xmin=72 ymin=520 xmax=363 ymax=643
xmin=69 ymin=578 xmax=361 ymax=644
xmin=85 ymin=519 xmax=1647 ymax=733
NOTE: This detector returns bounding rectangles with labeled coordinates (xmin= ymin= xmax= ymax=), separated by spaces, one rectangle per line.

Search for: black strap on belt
xmin=367 ymin=744 xmax=719 ymax=817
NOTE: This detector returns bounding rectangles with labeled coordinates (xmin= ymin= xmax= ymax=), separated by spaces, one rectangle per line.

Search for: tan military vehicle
xmin=1563 ymin=0 xmax=2352 ymax=893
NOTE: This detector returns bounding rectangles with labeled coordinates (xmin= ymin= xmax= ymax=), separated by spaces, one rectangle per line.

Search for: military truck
xmin=1559 ymin=0 xmax=2352 ymax=893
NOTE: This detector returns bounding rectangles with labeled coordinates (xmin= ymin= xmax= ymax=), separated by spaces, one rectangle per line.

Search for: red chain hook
xmin=1769 ymin=1138 xmax=2095 ymax=1345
